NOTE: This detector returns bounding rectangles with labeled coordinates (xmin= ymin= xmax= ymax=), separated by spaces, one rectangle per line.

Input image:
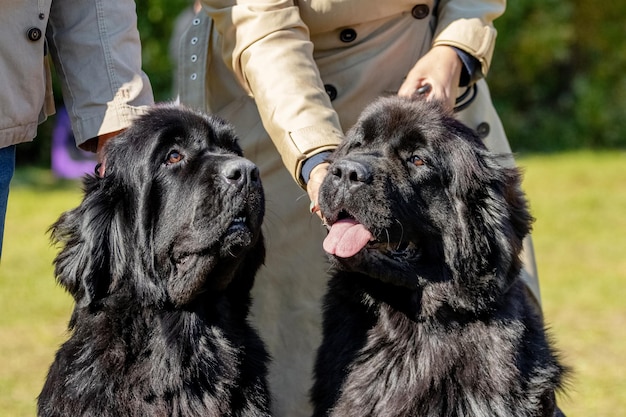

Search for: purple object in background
xmin=51 ymin=107 xmax=97 ymax=179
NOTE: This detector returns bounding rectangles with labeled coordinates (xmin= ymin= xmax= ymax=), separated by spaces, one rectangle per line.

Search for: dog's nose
xmin=221 ymin=158 xmax=260 ymax=187
xmin=330 ymin=159 xmax=373 ymax=188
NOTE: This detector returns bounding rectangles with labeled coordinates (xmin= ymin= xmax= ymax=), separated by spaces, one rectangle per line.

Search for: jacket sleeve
xmin=433 ymin=0 xmax=506 ymax=76
xmin=203 ymin=0 xmax=343 ymax=188
xmin=47 ymin=0 xmax=154 ymax=151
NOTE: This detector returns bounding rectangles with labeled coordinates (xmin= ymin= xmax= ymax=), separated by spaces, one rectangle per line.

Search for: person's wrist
xmin=307 ymin=162 xmax=329 ymax=216
xmin=301 ymin=151 xmax=332 ymax=184
xmin=309 ymin=162 xmax=328 ymax=180
xmin=450 ymin=47 xmax=481 ymax=87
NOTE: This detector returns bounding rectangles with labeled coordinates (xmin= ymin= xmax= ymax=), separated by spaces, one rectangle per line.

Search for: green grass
xmin=1 ymin=151 xmax=625 ymax=416
xmin=0 ymin=170 xmax=80 ymax=415
xmin=518 ymin=150 xmax=626 ymax=416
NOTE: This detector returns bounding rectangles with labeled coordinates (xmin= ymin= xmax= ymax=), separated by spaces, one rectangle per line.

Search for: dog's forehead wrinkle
xmin=354 ymin=125 xmax=429 ymax=161
xmin=201 ymin=117 xmax=242 ymax=155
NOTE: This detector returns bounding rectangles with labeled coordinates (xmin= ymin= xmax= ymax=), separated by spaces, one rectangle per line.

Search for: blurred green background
xmin=14 ymin=0 xmax=626 ymax=165
xmin=2 ymin=0 xmax=625 ymax=416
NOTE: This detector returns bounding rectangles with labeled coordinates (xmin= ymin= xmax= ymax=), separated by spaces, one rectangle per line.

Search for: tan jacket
xmin=178 ymin=5 xmax=543 ymax=416
xmin=184 ymin=0 xmax=504 ymax=187
xmin=0 ymin=0 xmax=153 ymax=150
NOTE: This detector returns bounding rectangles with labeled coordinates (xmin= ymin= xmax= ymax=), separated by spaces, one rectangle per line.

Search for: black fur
xmin=38 ymin=106 xmax=271 ymax=416
xmin=312 ymin=97 xmax=567 ymax=417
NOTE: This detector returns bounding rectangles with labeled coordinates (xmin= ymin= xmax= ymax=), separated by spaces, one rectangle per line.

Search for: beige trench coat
xmin=178 ymin=1 xmax=540 ymax=415
xmin=0 ymin=0 xmax=153 ymax=150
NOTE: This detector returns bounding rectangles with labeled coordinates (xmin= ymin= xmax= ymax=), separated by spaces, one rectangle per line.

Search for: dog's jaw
xmin=167 ymin=210 xmax=262 ymax=306
xmin=319 ymin=203 xmax=429 ymax=290
xmin=323 ymin=215 xmax=423 ymax=262
xmin=219 ymin=214 xmax=258 ymax=258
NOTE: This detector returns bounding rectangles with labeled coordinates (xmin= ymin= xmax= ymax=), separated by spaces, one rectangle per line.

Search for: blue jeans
xmin=0 ymin=145 xmax=16 ymax=260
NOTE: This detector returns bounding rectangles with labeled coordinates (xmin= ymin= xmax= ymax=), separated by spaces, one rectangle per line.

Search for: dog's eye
xmin=166 ymin=150 xmax=183 ymax=165
xmin=408 ymin=155 xmax=425 ymax=167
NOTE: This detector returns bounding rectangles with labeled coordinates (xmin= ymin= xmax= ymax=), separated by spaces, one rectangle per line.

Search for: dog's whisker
xmin=393 ymin=219 xmax=405 ymax=251
xmin=383 ymin=228 xmax=391 ymax=250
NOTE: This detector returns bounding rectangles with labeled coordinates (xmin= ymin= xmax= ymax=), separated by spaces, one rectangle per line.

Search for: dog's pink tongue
xmin=323 ymin=218 xmax=373 ymax=258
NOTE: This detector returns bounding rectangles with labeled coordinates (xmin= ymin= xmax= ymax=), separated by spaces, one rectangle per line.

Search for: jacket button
xmin=27 ymin=27 xmax=43 ymax=42
xmin=339 ymin=28 xmax=357 ymax=43
xmin=411 ymin=4 xmax=430 ymax=19
xmin=476 ymin=122 xmax=490 ymax=139
xmin=324 ymin=84 xmax=337 ymax=101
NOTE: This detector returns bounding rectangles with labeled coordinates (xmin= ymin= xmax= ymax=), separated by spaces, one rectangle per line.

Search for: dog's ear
xmin=436 ymin=121 xmax=533 ymax=305
xmin=50 ymin=175 xmax=127 ymax=307
xmin=440 ymin=120 xmax=532 ymax=238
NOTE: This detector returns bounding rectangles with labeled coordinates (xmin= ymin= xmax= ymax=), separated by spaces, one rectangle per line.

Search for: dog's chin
xmin=331 ymin=239 xmax=422 ymax=271
xmin=169 ymin=214 xmax=261 ymax=298
xmin=219 ymin=215 xmax=258 ymax=258
xmin=174 ymin=214 xmax=259 ymax=260
xmin=174 ymin=251 xmax=218 ymax=280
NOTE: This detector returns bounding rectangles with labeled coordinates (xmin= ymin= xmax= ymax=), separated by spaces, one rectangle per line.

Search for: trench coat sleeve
xmin=47 ymin=0 xmax=154 ymax=151
xmin=202 ymin=0 xmax=343 ymax=188
xmin=434 ymin=0 xmax=506 ymax=76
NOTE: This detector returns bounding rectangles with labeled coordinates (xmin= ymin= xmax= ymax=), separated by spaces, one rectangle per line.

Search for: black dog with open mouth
xmin=38 ymin=106 xmax=271 ymax=416
xmin=311 ymin=97 xmax=567 ymax=417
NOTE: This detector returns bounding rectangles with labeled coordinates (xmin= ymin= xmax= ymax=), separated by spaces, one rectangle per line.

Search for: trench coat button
xmin=476 ymin=122 xmax=490 ymax=139
xmin=339 ymin=28 xmax=357 ymax=43
xmin=411 ymin=4 xmax=430 ymax=19
xmin=324 ymin=84 xmax=337 ymax=101
xmin=27 ymin=27 xmax=43 ymax=42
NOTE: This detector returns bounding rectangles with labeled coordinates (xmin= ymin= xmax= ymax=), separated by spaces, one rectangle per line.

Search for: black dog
xmin=38 ymin=106 xmax=271 ymax=416
xmin=311 ymin=97 xmax=567 ymax=417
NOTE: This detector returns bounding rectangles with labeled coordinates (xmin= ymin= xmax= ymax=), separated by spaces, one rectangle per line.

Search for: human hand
xmin=397 ymin=45 xmax=463 ymax=111
xmin=306 ymin=162 xmax=329 ymax=220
